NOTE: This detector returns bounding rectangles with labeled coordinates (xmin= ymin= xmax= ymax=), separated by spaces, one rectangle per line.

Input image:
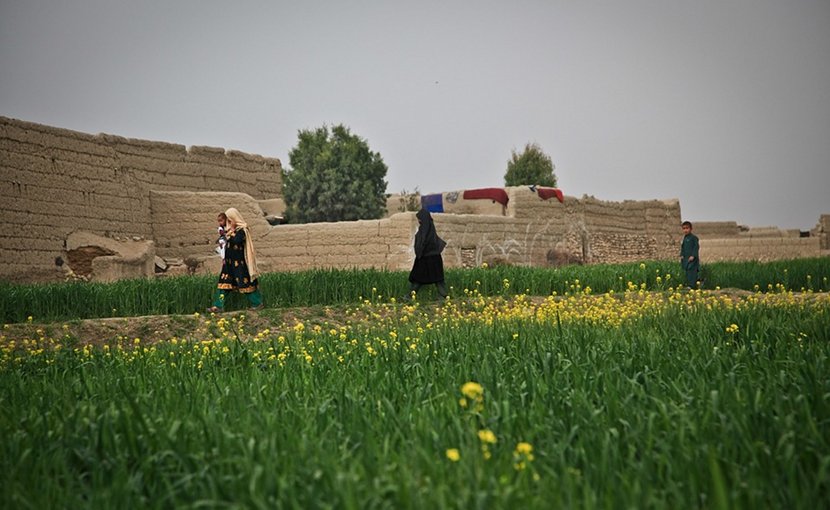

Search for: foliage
xmin=504 ymin=142 xmax=557 ymax=187
xmin=1 ymin=258 xmax=829 ymax=323
xmin=2 ymin=289 xmax=829 ymax=508
xmin=395 ymin=187 xmax=421 ymax=213
xmin=283 ymin=124 xmax=388 ymax=223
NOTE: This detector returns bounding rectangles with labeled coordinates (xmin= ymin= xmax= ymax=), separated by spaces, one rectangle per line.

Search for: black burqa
xmin=409 ymin=208 xmax=447 ymax=285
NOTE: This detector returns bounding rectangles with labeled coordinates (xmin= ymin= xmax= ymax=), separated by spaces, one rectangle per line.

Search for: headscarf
xmin=414 ymin=208 xmax=445 ymax=258
xmin=225 ymin=207 xmax=259 ymax=280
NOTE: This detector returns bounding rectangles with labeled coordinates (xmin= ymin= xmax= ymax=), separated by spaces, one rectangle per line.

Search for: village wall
xmin=692 ymin=221 xmax=741 ymax=238
xmin=700 ymin=237 xmax=821 ymax=263
xmin=148 ymin=187 xmax=682 ymax=277
xmin=150 ymin=190 xmax=416 ymax=274
xmin=819 ymin=215 xmax=830 ymax=251
xmin=2 ymin=116 xmax=824 ymax=284
xmin=694 ymin=219 xmax=825 ymax=262
xmin=0 ymin=116 xmax=282 ymax=282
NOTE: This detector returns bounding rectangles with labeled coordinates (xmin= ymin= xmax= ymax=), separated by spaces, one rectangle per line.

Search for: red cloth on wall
xmin=462 ymin=188 xmax=509 ymax=206
xmin=536 ymin=187 xmax=564 ymax=203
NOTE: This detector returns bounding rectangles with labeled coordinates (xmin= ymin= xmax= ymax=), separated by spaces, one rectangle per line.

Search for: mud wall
xmin=149 ymin=187 xmax=682 ymax=275
xmin=150 ymin=191 xmax=415 ymax=273
xmin=700 ymin=237 xmax=821 ymax=263
xmin=1 ymin=116 xmax=282 ymax=282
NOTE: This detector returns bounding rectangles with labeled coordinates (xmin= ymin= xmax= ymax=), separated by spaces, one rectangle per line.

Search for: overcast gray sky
xmin=2 ymin=0 xmax=828 ymax=229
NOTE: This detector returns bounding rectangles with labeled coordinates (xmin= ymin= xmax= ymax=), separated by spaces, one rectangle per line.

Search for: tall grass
xmin=2 ymin=296 xmax=828 ymax=508
xmin=1 ymin=258 xmax=828 ymax=324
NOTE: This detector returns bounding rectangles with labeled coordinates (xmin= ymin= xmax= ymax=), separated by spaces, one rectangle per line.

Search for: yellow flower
xmin=513 ymin=441 xmax=535 ymax=470
xmin=478 ymin=429 xmax=497 ymax=444
xmin=515 ymin=442 xmax=533 ymax=455
xmin=726 ymin=323 xmax=739 ymax=334
xmin=445 ymin=448 xmax=460 ymax=462
xmin=461 ymin=381 xmax=483 ymax=400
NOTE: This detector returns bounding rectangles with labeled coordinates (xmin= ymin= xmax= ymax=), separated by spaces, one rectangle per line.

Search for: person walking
xmin=680 ymin=221 xmax=700 ymax=288
xmin=408 ymin=208 xmax=448 ymax=299
xmin=207 ymin=208 xmax=264 ymax=312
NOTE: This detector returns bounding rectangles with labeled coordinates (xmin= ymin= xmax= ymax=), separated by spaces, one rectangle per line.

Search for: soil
xmin=3 ymin=305 xmax=364 ymax=346
xmin=4 ymin=289 xmax=825 ymax=346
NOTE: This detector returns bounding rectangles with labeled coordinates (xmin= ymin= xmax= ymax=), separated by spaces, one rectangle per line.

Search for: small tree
xmin=504 ymin=143 xmax=557 ymax=187
xmin=396 ymin=187 xmax=421 ymax=213
xmin=283 ymin=125 xmax=388 ymax=223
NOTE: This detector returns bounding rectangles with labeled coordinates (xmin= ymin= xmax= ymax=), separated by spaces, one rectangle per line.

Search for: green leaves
xmin=284 ymin=124 xmax=388 ymax=223
xmin=504 ymin=142 xmax=557 ymax=187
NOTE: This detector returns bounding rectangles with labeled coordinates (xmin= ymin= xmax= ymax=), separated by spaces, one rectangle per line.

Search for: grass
xmin=1 ymin=287 xmax=829 ymax=508
xmin=1 ymin=258 xmax=829 ymax=324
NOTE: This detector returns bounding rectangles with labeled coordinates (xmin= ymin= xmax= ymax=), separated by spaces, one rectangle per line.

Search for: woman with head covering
xmin=408 ymin=208 xmax=448 ymax=299
xmin=206 ymin=207 xmax=264 ymax=312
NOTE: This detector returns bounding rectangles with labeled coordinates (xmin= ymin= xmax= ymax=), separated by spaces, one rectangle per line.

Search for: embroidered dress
xmin=217 ymin=228 xmax=258 ymax=294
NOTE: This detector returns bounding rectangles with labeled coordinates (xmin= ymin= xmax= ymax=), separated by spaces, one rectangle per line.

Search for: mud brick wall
xmin=506 ymin=189 xmax=681 ymax=264
xmin=1 ymin=116 xmax=282 ymax=282
xmin=692 ymin=222 xmax=741 ymax=238
xmin=151 ymin=190 xmax=416 ymax=273
xmin=700 ymin=237 xmax=821 ymax=263
xmin=434 ymin=213 xmax=559 ymax=268
xmin=150 ymin=191 xmax=272 ymax=263
xmin=432 ymin=189 xmax=681 ymax=268
xmin=819 ymin=215 xmax=830 ymax=250
xmin=262 ymin=214 xmax=414 ymax=271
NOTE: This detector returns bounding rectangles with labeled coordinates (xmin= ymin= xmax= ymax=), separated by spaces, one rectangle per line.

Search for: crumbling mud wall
xmin=815 ymin=214 xmax=830 ymax=251
xmin=150 ymin=188 xmax=682 ymax=276
xmin=700 ymin=235 xmax=822 ymax=263
xmin=695 ymin=221 xmax=825 ymax=263
xmin=1 ymin=116 xmax=282 ymax=283
xmin=150 ymin=190 xmax=415 ymax=274
xmin=5 ymin=116 xmax=822 ymax=284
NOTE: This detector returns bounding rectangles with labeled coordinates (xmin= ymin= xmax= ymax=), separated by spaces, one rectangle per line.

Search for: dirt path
xmin=3 ymin=305 xmax=356 ymax=346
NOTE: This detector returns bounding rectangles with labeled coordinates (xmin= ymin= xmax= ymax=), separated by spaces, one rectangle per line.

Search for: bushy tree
xmin=284 ymin=125 xmax=388 ymax=223
xmin=504 ymin=143 xmax=557 ymax=187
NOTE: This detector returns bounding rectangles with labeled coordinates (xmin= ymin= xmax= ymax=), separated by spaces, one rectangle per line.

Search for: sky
xmin=1 ymin=0 xmax=828 ymax=230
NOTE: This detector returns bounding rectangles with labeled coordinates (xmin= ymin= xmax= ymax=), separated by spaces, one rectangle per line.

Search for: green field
xmin=2 ymin=259 xmax=829 ymax=508
xmin=1 ymin=257 xmax=828 ymax=323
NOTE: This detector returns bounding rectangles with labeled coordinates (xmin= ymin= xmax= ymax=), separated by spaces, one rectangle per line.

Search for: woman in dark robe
xmin=408 ymin=208 xmax=448 ymax=299
xmin=206 ymin=207 xmax=264 ymax=312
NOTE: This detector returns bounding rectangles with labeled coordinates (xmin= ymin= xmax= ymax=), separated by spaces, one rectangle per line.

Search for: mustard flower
xmin=478 ymin=429 xmax=497 ymax=444
xmin=461 ymin=382 xmax=483 ymax=401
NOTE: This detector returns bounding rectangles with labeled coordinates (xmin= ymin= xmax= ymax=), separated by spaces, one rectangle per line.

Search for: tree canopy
xmin=283 ymin=125 xmax=388 ymax=223
xmin=504 ymin=143 xmax=557 ymax=187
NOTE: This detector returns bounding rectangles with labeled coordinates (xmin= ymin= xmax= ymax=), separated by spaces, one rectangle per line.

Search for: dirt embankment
xmin=4 ymin=289 xmax=826 ymax=346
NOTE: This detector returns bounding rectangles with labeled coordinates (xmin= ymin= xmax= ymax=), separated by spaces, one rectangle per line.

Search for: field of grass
xmin=1 ymin=260 xmax=829 ymax=507
xmin=1 ymin=257 xmax=828 ymax=324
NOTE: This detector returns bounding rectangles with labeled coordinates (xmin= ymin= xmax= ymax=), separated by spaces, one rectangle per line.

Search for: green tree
xmin=504 ymin=143 xmax=557 ymax=187
xmin=284 ymin=125 xmax=388 ymax=223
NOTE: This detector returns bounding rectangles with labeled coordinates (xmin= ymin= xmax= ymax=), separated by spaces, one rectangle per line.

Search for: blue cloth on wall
xmin=421 ymin=193 xmax=444 ymax=213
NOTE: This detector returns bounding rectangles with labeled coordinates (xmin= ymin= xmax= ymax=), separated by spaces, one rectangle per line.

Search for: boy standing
xmin=680 ymin=221 xmax=700 ymax=288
